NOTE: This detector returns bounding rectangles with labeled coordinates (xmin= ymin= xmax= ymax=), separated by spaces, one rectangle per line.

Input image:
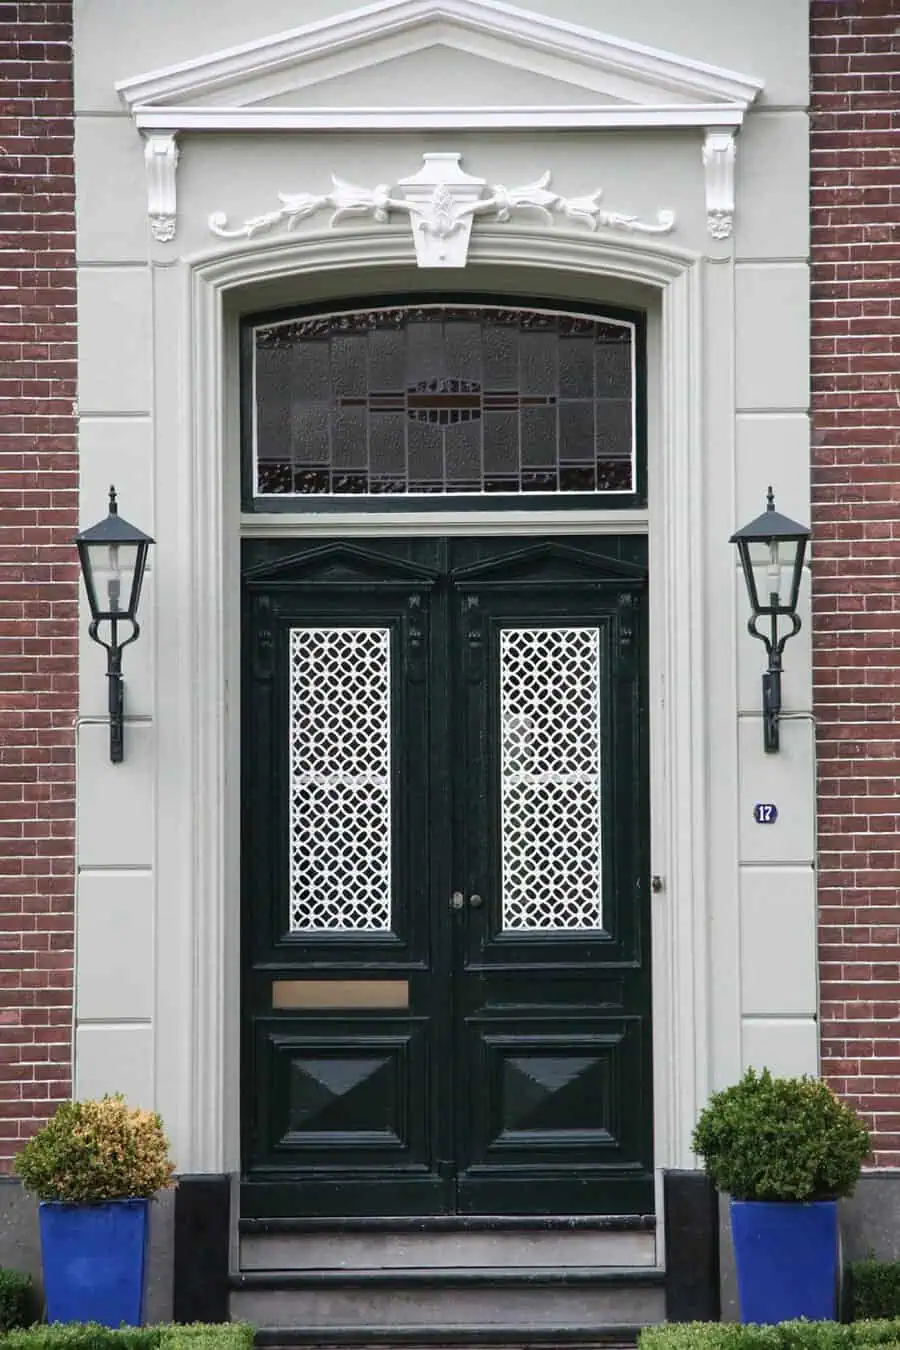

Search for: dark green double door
xmin=242 ymin=536 xmax=652 ymax=1218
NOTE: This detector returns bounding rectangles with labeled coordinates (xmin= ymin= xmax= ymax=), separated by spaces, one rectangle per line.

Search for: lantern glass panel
xmin=84 ymin=540 xmax=142 ymax=618
xmin=744 ymin=538 xmax=790 ymax=610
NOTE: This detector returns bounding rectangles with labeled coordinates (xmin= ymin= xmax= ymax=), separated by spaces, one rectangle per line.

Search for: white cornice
xmin=131 ymin=103 xmax=748 ymax=133
xmin=116 ymin=0 xmax=764 ymax=114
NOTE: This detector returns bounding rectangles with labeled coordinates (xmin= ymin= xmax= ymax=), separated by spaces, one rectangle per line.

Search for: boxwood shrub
xmin=0 ymin=1271 xmax=36 ymax=1333
xmin=849 ymin=1262 xmax=900 ymax=1321
xmin=691 ymin=1068 xmax=871 ymax=1202
xmin=0 ymin=1326 xmax=254 ymax=1350
xmin=640 ymin=1321 xmax=900 ymax=1350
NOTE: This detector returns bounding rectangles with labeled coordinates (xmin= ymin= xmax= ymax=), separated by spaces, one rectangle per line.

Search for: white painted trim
xmin=154 ymin=222 xmax=710 ymax=1178
xmin=133 ymin=103 xmax=748 ymax=132
xmin=116 ymin=0 xmax=764 ymax=111
xmin=240 ymin=510 xmax=650 ymax=537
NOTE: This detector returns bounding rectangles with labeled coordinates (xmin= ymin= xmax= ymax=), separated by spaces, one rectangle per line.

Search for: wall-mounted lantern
xmin=76 ymin=487 xmax=153 ymax=764
xmin=730 ymin=487 xmax=811 ymax=754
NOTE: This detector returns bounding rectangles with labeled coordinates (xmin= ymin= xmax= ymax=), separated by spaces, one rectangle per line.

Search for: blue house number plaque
xmin=753 ymin=802 xmax=778 ymax=824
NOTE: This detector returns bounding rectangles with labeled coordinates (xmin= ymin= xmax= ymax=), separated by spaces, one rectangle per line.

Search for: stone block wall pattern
xmin=810 ymin=0 xmax=900 ymax=1166
xmin=0 ymin=1 xmax=77 ymax=1168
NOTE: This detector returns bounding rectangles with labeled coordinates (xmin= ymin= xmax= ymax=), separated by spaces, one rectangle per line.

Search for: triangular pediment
xmin=244 ymin=541 xmax=440 ymax=589
xmin=117 ymin=0 xmax=763 ymax=129
xmin=451 ymin=541 xmax=647 ymax=588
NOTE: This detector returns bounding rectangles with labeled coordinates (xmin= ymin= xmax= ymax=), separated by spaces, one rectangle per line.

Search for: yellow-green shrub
xmin=14 ymin=1096 xmax=175 ymax=1203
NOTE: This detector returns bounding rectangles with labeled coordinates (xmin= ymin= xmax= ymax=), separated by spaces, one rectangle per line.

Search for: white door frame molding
xmin=153 ymin=223 xmax=715 ymax=1194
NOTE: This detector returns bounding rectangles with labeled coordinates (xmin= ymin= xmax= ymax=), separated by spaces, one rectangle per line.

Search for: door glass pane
xmin=499 ymin=626 xmax=603 ymax=932
xmin=289 ymin=626 xmax=392 ymax=932
xmin=252 ymin=306 xmax=635 ymax=500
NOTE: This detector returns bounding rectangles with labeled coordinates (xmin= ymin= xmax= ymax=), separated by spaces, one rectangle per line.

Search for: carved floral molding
xmin=208 ymin=152 xmax=676 ymax=267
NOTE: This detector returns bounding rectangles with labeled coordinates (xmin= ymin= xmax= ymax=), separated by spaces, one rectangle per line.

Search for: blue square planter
xmin=730 ymin=1198 xmax=839 ymax=1324
xmin=39 ymin=1199 xmax=149 ymax=1326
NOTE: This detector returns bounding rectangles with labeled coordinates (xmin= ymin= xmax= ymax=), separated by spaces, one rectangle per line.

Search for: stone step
xmin=239 ymin=1225 xmax=656 ymax=1273
xmin=228 ymin=1266 xmax=666 ymax=1332
xmin=253 ymin=1327 xmax=643 ymax=1347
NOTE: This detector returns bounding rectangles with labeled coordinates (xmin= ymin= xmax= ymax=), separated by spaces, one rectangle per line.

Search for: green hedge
xmin=640 ymin=1321 xmax=900 ymax=1350
xmin=0 ymin=1326 xmax=255 ymax=1350
xmin=849 ymin=1262 xmax=900 ymax=1321
xmin=0 ymin=1272 xmax=36 ymax=1333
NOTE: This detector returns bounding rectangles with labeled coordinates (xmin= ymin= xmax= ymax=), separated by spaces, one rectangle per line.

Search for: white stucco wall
xmin=72 ymin=0 xmax=813 ymax=1176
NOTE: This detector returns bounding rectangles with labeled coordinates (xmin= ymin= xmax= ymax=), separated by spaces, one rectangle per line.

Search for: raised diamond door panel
xmin=289 ymin=626 xmax=392 ymax=933
xmin=253 ymin=1018 xmax=429 ymax=1167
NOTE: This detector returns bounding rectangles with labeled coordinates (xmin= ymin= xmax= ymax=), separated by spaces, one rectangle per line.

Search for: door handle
xmin=450 ymin=892 xmax=484 ymax=911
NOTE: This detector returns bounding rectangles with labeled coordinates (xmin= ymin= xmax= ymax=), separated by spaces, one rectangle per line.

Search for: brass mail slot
xmin=272 ymin=979 xmax=409 ymax=1011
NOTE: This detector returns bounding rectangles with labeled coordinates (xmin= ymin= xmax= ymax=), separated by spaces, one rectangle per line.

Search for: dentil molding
xmin=208 ymin=152 xmax=676 ymax=267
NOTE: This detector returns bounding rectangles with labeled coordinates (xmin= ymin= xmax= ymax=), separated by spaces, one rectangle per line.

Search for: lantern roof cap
xmin=75 ymin=486 xmax=154 ymax=546
xmin=729 ymin=486 xmax=810 ymax=545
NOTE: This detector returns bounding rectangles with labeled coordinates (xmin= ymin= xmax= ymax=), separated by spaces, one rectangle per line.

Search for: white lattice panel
xmin=289 ymin=627 xmax=392 ymax=932
xmin=500 ymin=626 xmax=603 ymax=931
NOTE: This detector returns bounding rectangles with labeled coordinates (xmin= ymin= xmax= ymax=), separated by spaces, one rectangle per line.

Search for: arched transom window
xmin=245 ymin=303 xmax=643 ymax=508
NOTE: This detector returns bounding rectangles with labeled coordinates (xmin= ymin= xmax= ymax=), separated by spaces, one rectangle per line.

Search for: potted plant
xmin=692 ymin=1067 xmax=870 ymax=1324
xmin=15 ymin=1094 xmax=176 ymax=1326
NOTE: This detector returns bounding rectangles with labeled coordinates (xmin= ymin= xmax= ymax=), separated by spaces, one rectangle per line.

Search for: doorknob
xmin=469 ymin=893 xmax=484 ymax=909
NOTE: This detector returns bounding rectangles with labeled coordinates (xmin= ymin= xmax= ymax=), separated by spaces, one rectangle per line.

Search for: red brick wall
xmin=0 ymin=1 xmax=77 ymax=1167
xmin=811 ymin=0 xmax=900 ymax=1165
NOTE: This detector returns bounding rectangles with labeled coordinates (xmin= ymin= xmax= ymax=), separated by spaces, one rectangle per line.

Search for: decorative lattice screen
xmin=499 ymin=626 xmax=603 ymax=931
xmin=289 ymin=627 xmax=392 ymax=932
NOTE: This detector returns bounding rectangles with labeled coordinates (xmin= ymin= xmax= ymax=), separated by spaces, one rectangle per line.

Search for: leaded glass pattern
xmin=499 ymin=626 xmax=603 ymax=932
xmin=289 ymin=626 xmax=392 ymax=933
xmin=253 ymin=306 xmax=634 ymax=498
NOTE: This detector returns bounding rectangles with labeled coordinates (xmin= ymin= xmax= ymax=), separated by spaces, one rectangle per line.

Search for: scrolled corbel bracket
xmin=144 ymin=131 xmax=180 ymax=242
xmin=702 ymin=128 xmax=737 ymax=240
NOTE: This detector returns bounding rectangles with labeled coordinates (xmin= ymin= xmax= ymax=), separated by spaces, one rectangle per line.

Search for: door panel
xmin=241 ymin=537 xmax=651 ymax=1219
xmin=449 ymin=540 xmax=651 ymax=1214
xmin=242 ymin=542 xmax=453 ymax=1216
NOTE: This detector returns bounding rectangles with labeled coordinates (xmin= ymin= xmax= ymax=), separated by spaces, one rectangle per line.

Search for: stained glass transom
xmin=499 ymin=626 xmax=603 ymax=932
xmin=253 ymin=306 xmax=634 ymax=499
xmin=289 ymin=627 xmax=392 ymax=933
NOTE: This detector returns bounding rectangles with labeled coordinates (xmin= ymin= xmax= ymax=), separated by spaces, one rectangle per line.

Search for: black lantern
xmin=76 ymin=486 xmax=153 ymax=763
xmin=730 ymin=486 xmax=811 ymax=754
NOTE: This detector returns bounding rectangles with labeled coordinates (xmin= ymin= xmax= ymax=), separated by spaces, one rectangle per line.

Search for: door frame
xmin=150 ymin=227 xmax=731 ymax=1263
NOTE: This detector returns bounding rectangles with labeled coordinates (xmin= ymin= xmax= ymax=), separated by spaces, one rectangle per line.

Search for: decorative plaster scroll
xmin=144 ymin=132 xmax=179 ymax=242
xmin=208 ymin=151 xmax=675 ymax=266
xmin=702 ymin=129 xmax=736 ymax=240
